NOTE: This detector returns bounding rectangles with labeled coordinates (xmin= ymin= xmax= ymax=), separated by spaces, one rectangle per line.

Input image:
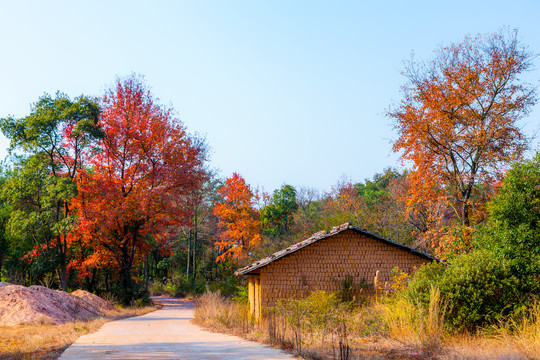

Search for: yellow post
xmin=254 ymin=276 xmax=261 ymax=321
xmin=248 ymin=276 xmax=255 ymax=317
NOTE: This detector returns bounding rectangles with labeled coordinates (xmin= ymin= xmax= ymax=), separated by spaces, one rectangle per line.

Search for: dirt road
xmin=59 ymin=297 xmax=296 ymax=360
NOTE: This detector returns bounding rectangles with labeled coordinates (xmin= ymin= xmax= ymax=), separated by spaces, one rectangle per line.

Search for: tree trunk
xmin=59 ymin=248 xmax=67 ymax=292
xmin=116 ymin=236 xmax=136 ymax=305
xmin=88 ymin=267 xmax=97 ymax=293
xmin=193 ymin=215 xmax=198 ymax=281
xmin=105 ymin=270 xmax=110 ymax=293
xmin=463 ymin=201 xmax=470 ymax=227
xmin=119 ymin=264 xmax=134 ymax=306
xmin=462 ymin=184 xmax=472 ymax=227
xmin=186 ymin=229 xmax=192 ymax=279
xmin=143 ymin=254 xmax=149 ymax=284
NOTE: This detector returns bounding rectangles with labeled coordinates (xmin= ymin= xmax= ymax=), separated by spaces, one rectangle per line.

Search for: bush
xmin=149 ymin=280 xmax=166 ymax=296
xmin=407 ymin=251 xmax=525 ymax=331
xmin=207 ymin=273 xmax=244 ymax=297
xmin=405 ymin=154 xmax=540 ymax=332
xmin=156 ymin=275 xmax=207 ymax=297
xmin=111 ymin=276 xmax=150 ymax=306
xmin=149 ymin=274 xmax=246 ymax=299
xmin=405 ymin=261 xmax=446 ymax=306
xmin=232 ymin=285 xmax=249 ymax=304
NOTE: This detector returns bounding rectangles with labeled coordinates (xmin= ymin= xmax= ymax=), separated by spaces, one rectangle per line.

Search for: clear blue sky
xmin=0 ymin=1 xmax=538 ymax=192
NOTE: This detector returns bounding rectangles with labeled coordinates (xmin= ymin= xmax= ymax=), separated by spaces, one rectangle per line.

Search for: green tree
xmin=0 ymin=93 xmax=101 ymax=291
xmin=407 ymin=153 xmax=540 ymax=331
xmin=261 ymin=184 xmax=299 ymax=236
xmin=0 ymin=168 xmax=10 ymax=280
xmin=356 ymin=169 xmax=399 ymax=208
xmin=481 ymin=152 xmax=540 ymax=274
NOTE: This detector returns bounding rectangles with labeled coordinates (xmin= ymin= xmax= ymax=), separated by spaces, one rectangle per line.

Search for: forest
xmin=0 ymin=29 xmax=539 ymax=356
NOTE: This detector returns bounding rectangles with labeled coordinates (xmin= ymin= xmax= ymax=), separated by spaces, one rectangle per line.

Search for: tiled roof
xmin=235 ymin=222 xmax=439 ymax=275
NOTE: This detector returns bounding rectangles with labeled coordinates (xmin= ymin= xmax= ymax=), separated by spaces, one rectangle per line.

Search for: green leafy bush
xmin=405 ymin=261 xmax=446 ymax=306
xmin=232 ymin=285 xmax=249 ymax=304
xmin=149 ymin=280 xmax=166 ymax=296
xmin=480 ymin=152 xmax=540 ymax=276
xmin=407 ymin=252 xmax=524 ymax=331
xmin=111 ymin=277 xmax=150 ymax=306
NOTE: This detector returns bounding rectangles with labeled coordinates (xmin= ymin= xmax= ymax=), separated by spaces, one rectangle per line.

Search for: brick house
xmin=235 ymin=222 xmax=437 ymax=318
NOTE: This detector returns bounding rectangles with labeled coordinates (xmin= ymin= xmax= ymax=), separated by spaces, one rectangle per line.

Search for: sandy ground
xmin=59 ymin=297 xmax=297 ymax=360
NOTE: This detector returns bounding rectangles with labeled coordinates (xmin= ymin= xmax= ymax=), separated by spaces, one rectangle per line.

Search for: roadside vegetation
xmin=194 ymin=282 xmax=540 ymax=360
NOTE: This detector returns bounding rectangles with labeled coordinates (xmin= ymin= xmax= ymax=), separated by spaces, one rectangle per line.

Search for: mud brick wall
xmin=259 ymin=229 xmax=428 ymax=307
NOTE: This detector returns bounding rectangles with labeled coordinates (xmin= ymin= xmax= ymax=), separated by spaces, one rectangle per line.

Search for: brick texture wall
xmin=259 ymin=229 xmax=428 ymax=307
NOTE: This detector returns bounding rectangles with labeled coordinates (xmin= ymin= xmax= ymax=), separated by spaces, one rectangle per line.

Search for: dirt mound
xmin=72 ymin=290 xmax=117 ymax=312
xmin=0 ymin=285 xmax=113 ymax=326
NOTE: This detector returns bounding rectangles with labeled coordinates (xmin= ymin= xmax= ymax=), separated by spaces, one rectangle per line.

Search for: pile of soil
xmin=0 ymin=284 xmax=116 ymax=326
xmin=71 ymin=289 xmax=116 ymax=312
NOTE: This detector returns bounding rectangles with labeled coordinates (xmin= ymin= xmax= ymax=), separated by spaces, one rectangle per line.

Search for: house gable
xmin=257 ymin=228 xmax=430 ymax=307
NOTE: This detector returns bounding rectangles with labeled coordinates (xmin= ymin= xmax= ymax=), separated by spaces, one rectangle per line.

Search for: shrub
xmin=407 ymin=251 xmax=525 ymax=331
xmin=206 ymin=273 xmax=244 ymax=297
xmin=232 ymin=285 xmax=249 ymax=304
xmin=405 ymin=261 xmax=446 ymax=305
xmin=111 ymin=277 xmax=150 ymax=306
xmin=149 ymin=280 xmax=166 ymax=296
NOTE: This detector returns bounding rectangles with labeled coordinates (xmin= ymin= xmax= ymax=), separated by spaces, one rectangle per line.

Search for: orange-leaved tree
xmin=72 ymin=75 xmax=206 ymax=303
xmin=213 ymin=173 xmax=261 ymax=261
xmin=389 ymin=29 xmax=537 ymax=254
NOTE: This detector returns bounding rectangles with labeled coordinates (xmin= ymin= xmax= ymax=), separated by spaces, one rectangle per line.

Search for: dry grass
xmin=0 ymin=304 xmax=158 ymax=360
xmin=379 ymin=286 xmax=445 ymax=356
xmin=194 ymin=290 xmax=540 ymax=360
xmin=489 ymin=303 xmax=540 ymax=360
xmin=193 ymin=290 xmax=254 ymax=337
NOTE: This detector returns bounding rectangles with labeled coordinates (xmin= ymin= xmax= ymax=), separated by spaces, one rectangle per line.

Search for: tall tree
xmin=0 ymin=169 xmax=10 ymax=279
xmin=260 ymin=184 xmax=299 ymax=236
xmin=482 ymin=152 xmax=540 ymax=271
xmin=181 ymin=167 xmax=220 ymax=282
xmin=72 ymin=75 xmax=206 ymax=304
xmin=0 ymin=93 xmax=101 ymax=290
xmin=213 ymin=173 xmax=261 ymax=261
xmin=389 ymin=29 xmax=536 ymax=250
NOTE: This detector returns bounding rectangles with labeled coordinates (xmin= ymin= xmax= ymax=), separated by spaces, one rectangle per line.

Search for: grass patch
xmin=193 ymin=289 xmax=253 ymax=336
xmin=0 ymin=304 xmax=158 ymax=360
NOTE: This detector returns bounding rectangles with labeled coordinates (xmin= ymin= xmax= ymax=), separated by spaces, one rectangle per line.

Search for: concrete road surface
xmin=59 ymin=297 xmax=296 ymax=360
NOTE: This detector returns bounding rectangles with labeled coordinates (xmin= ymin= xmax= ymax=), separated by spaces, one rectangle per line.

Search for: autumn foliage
xmin=72 ymin=75 xmax=205 ymax=302
xmin=213 ymin=173 xmax=261 ymax=261
xmin=389 ymin=30 xmax=537 ymax=255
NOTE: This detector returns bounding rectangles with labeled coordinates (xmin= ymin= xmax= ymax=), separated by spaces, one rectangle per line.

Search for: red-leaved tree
xmin=72 ymin=75 xmax=206 ymax=303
